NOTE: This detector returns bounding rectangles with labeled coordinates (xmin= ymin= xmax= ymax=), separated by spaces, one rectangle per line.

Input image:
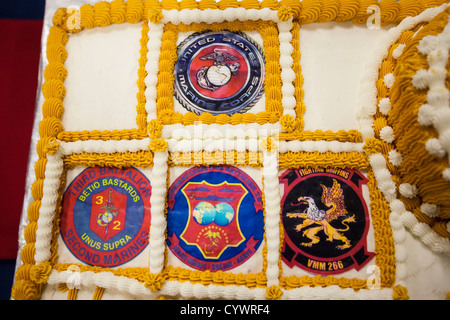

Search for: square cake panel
xmin=62 ymin=23 xmax=143 ymax=132
xmin=300 ymin=21 xmax=389 ymax=131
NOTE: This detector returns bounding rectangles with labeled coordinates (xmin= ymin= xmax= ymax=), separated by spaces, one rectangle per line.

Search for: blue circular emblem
xmin=60 ymin=167 xmax=151 ymax=267
xmin=167 ymin=166 xmax=264 ymax=271
xmin=174 ymin=31 xmax=265 ymax=115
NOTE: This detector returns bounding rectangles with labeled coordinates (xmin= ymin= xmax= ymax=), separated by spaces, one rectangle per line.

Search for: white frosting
xmin=399 ymin=183 xmax=417 ymax=199
xmin=355 ymin=8 xmax=450 ymax=290
xmin=370 ymin=152 xmax=450 ymax=261
xmin=144 ymin=22 xmax=164 ymax=121
xmin=443 ymin=168 xmax=450 ymax=181
xmin=262 ymin=150 xmax=281 ymax=286
xmin=163 ymin=123 xmax=280 ymax=154
xmin=162 ymin=123 xmax=281 ymax=141
xmin=300 ymin=22 xmax=389 ymax=132
xmin=388 ymin=149 xmax=403 ymax=166
xmin=418 ymin=103 xmax=436 ymax=126
xmin=282 ymin=286 xmax=392 ymax=300
xmin=379 ymin=126 xmax=395 ymax=143
xmin=356 ymin=3 xmax=450 ymax=140
xmin=161 ymin=8 xmax=279 ymax=25
xmin=148 ymin=151 xmax=169 ymax=273
xmin=168 ymin=138 xmax=260 ymax=153
xmin=425 ymin=138 xmax=446 ymax=157
xmin=383 ymin=73 xmax=395 ymax=89
xmin=45 ymin=268 xmax=395 ymax=300
xmin=278 ymin=19 xmax=296 ymax=117
xmin=62 ymin=23 xmax=143 ymax=131
xmin=46 ymin=268 xmax=271 ymax=299
xmin=392 ymin=43 xmax=406 ymax=59
xmin=413 ymin=16 xmax=450 ymax=176
xmin=401 ymin=231 xmax=450 ymax=299
xmin=378 ymin=97 xmax=392 ymax=115
xmin=35 ymin=152 xmax=64 ymax=263
xmin=59 ymin=138 xmax=150 ymax=155
xmin=279 ymin=141 xmax=364 ymax=153
xmin=420 ymin=203 xmax=440 ymax=218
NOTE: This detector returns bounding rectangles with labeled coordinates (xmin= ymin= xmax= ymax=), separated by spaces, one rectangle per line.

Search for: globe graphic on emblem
xmin=214 ymin=202 xmax=235 ymax=226
xmin=206 ymin=65 xmax=231 ymax=86
xmin=101 ymin=212 xmax=114 ymax=224
xmin=193 ymin=202 xmax=216 ymax=225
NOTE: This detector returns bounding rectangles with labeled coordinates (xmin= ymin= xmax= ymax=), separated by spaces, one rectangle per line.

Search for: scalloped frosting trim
xmin=169 ymin=151 xmax=263 ymax=167
xmin=357 ymin=3 xmax=450 ymax=140
xmin=148 ymin=151 xmax=169 ymax=273
xmin=413 ymin=15 xmax=450 ymax=167
xmin=63 ymin=151 xmax=154 ymax=168
xmin=11 ymin=21 xmax=69 ymax=299
xmin=50 ymin=0 xmax=450 ymax=33
xmin=165 ymin=140 xmax=364 ymax=153
xmin=150 ymin=17 xmax=286 ymax=126
xmin=45 ymin=267 xmax=395 ymax=300
xmin=279 ymin=151 xmax=369 ymax=170
xmin=280 ymin=129 xmax=363 ymax=143
xmin=161 ymin=123 xmax=364 ymax=154
xmin=390 ymin=10 xmax=450 ymax=243
xmin=368 ymin=6 xmax=450 ymax=254
xmin=51 ymin=1 xmax=150 ymax=143
xmin=262 ymin=149 xmax=281 ymax=286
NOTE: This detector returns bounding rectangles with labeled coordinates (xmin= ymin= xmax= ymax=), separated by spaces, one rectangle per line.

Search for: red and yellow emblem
xmin=180 ymin=181 xmax=247 ymax=259
xmin=89 ymin=188 xmax=127 ymax=242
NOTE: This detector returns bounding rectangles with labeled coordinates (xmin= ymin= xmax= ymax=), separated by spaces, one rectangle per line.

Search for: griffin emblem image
xmin=286 ymin=179 xmax=356 ymax=250
xmin=280 ymin=168 xmax=375 ymax=275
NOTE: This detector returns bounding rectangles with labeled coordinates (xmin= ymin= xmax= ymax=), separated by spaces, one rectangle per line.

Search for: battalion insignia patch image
xmin=280 ymin=168 xmax=375 ymax=275
xmin=174 ymin=30 xmax=265 ymax=115
xmin=167 ymin=166 xmax=264 ymax=272
xmin=60 ymin=167 xmax=151 ymax=267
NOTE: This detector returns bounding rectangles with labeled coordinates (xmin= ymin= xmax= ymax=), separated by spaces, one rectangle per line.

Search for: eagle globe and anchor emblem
xmin=196 ymin=49 xmax=241 ymax=92
xmin=174 ymin=30 xmax=265 ymax=115
xmin=95 ymin=189 xmax=120 ymax=240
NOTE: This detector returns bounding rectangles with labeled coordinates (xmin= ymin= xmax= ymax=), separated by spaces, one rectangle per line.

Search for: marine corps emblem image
xmin=280 ymin=168 xmax=375 ymax=275
xmin=60 ymin=167 xmax=151 ymax=267
xmin=167 ymin=166 xmax=264 ymax=271
xmin=174 ymin=30 xmax=265 ymax=115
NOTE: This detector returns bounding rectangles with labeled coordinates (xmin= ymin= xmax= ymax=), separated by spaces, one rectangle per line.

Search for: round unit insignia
xmin=280 ymin=168 xmax=375 ymax=275
xmin=167 ymin=166 xmax=264 ymax=271
xmin=174 ymin=30 xmax=265 ymax=115
xmin=60 ymin=167 xmax=151 ymax=267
